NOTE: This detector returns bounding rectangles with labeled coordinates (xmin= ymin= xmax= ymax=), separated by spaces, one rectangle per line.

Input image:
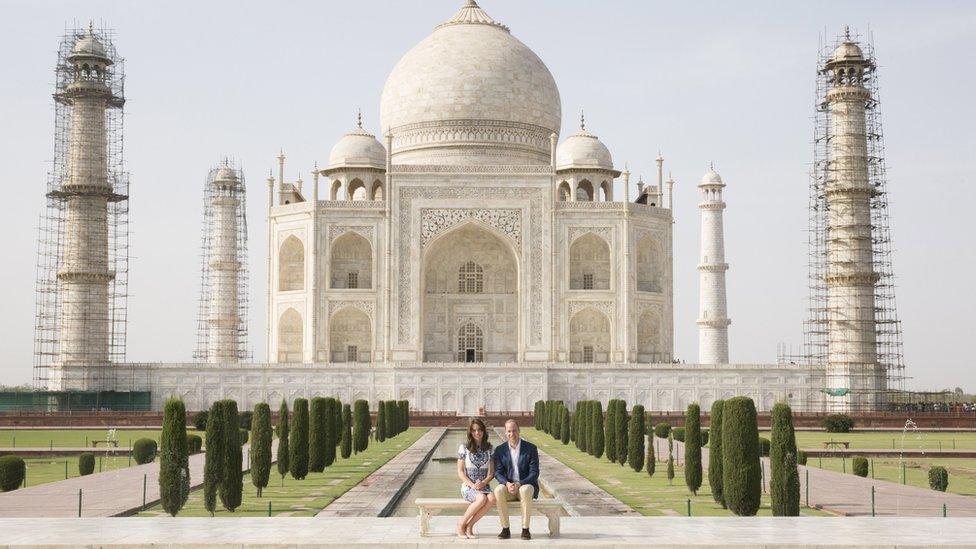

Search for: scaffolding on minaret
xmin=194 ymin=160 xmax=251 ymax=363
xmin=798 ymin=28 xmax=906 ymax=411
xmin=33 ymin=24 xmax=129 ymax=391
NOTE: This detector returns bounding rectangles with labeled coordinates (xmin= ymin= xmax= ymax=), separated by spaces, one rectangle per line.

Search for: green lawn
xmin=138 ymin=427 xmax=427 ymax=517
xmin=524 ymin=433 xmax=829 ymax=517
xmin=21 ymin=455 xmax=134 ymax=487
xmin=758 ymin=430 xmax=976 ymax=452
xmin=805 ymin=456 xmax=976 ymax=497
xmin=0 ymin=429 xmax=196 ymax=449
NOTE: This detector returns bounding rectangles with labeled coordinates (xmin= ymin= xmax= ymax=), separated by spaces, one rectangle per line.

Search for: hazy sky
xmin=1 ymin=1 xmax=973 ymax=391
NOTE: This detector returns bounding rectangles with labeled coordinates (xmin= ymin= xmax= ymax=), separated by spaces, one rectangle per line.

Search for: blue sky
xmin=0 ymin=1 xmax=973 ymax=390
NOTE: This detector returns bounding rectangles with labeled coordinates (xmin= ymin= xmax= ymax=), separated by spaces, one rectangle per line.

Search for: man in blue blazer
xmin=492 ymin=419 xmax=540 ymax=540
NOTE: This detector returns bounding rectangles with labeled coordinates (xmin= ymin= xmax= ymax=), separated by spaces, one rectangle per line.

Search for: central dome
xmin=380 ymin=1 xmax=562 ymax=165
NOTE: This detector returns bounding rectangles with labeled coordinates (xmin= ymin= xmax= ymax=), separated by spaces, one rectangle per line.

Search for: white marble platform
xmin=0 ymin=516 xmax=973 ymax=546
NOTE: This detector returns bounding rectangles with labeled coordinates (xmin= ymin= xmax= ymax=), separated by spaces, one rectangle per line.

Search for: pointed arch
xmin=600 ymin=180 xmax=612 ymax=202
xmin=329 ymin=307 xmax=372 ymax=363
xmin=576 ymin=180 xmax=594 ymax=201
xmin=456 ymin=322 xmax=484 ymax=362
xmin=569 ymin=233 xmax=610 ymax=290
xmin=330 ymin=232 xmax=372 ymax=289
xmin=569 ymin=307 xmax=611 ymax=363
xmin=330 ymin=180 xmax=342 ymax=201
xmin=371 ymin=180 xmax=384 ymax=200
xmin=278 ymin=236 xmax=305 ymax=291
xmin=348 ymin=178 xmax=366 ymax=201
xmin=557 ymin=181 xmax=571 ymax=202
xmin=277 ymin=308 xmax=303 ymax=362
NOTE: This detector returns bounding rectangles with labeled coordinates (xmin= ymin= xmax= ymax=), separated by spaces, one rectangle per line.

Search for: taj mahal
xmin=37 ymin=1 xmax=909 ymax=414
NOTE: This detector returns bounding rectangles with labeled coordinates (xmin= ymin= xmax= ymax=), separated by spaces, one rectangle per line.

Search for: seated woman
xmin=456 ymin=418 xmax=495 ymax=539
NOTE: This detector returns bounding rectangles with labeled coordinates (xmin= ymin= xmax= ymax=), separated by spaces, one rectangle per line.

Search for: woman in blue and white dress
xmin=456 ymin=418 xmax=495 ymax=539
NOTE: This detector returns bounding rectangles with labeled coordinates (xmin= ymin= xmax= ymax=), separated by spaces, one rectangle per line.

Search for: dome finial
xmin=709 ymin=161 xmax=714 ymax=170
xmin=357 ymin=108 xmax=362 ymax=129
xmin=844 ymin=25 xmax=851 ymax=40
xmin=465 ymin=0 xmax=478 ymax=6
xmin=580 ymin=109 xmax=586 ymax=131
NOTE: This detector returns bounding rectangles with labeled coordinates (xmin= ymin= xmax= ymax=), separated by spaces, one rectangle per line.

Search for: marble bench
xmin=415 ymin=497 xmax=564 ymax=537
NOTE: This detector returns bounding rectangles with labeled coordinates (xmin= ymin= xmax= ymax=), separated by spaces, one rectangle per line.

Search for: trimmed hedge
xmin=277 ymin=399 xmax=290 ymax=479
xmin=187 ymin=434 xmax=203 ymax=454
xmin=701 ymin=429 xmax=709 ymax=446
xmin=203 ymin=400 xmax=225 ymax=515
xmin=708 ymin=400 xmax=725 ymax=508
xmin=193 ymin=411 xmax=209 ymax=431
xmin=684 ymin=403 xmax=703 ymax=495
xmin=758 ymin=437 xmax=771 ymax=457
xmin=672 ymin=427 xmax=685 ymax=442
xmin=853 ymin=456 xmax=869 ymax=478
xmin=929 ymin=466 xmax=949 ymax=492
xmin=722 ymin=396 xmax=761 ymax=516
xmin=239 ymin=410 xmax=253 ymax=431
xmin=797 ymin=450 xmax=808 ymax=466
xmin=219 ymin=400 xmax=243 ymax=512
xmin=822 ymin=413 xmax=855 ymax=433
xmin=238 ymin=429 xmax=248 ymax=445
xmin=251 ymin=402 xmax=273 ymax=497
xmin=628 ymin=404 xmax=646 ymax=472
xmin=353 ymin=400 xmax=370 ymax=453
xmin=654 ymin=422 xmax=671 ymax=440
xmin=132 ymin=438 xmax=157 ymax=465
xmin=309 ymin=397 xmax=327 ymax=473
xmin=79 ymin=452 xmax=95 ymax=476
xmin=770 ymin=402 xmax=800 ymax=516
xmin=289 ymin=398 xmax=309 ymax=480
xmin=0 ymin=456 xmax=25 ymax=492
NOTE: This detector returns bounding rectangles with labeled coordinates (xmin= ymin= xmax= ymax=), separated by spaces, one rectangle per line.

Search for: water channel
xmin=392 ymin=429 xmax=476 ymax=516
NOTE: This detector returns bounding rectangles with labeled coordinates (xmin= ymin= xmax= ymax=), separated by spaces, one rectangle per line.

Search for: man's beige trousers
xmin=493 ymin=484 xmax=534 ymax=529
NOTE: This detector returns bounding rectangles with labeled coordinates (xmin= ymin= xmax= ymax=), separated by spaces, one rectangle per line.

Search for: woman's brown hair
xmin=466 ymin=418 xmax=492 ymax=453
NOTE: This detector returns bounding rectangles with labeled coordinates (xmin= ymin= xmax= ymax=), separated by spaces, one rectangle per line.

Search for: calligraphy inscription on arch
xmin=420 ymin=208 xmax=521 ymax=250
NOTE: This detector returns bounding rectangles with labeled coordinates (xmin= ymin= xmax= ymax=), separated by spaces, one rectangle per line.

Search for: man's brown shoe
xmin=521 ymin=529 xmax=532 ymax=540
xmin=497 ymin=527 xmax=511 ymax=539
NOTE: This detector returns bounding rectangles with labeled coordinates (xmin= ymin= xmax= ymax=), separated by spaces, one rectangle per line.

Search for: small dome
xmin=700 ymin=166 xmax=723 ymax=186
xmin=71 ymin=30 xmax=109 ymax=60
xmin=556 ymin=130 xmax=613 ymax=171
xmin=214 ymin=166 xmax=239 ymax=182
xmin=327 ymin=126 xmax=386 ymax=170
xmin=830 ymin=41 xmax=864 ymax=63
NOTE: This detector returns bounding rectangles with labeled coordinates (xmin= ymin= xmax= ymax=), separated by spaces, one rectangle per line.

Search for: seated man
xmin=492 ymin=419 xmax=540 ymax=540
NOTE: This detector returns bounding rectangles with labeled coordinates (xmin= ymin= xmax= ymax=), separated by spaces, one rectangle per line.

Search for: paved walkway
xmin=652 ymin=437 xmax=976 ymax=517
xmin=317 ymin=428 xmax=446 ymax=517
xmin=0 ymin=442 xmax=271 ymax=517
xmin=0 ymin=516 xmax=973 ymax=546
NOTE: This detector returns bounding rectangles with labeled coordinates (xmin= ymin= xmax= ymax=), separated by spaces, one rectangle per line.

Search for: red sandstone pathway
xmin=0 ymin=442 xmax=272 ymax=518
xmin=651 ymin=437 xmax=976 ymax=517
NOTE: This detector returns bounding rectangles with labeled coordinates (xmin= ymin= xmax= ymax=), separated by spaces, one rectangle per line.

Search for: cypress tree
xmin=353 ymin=399 xmax=370 ymax=453
xmin=324 ymin=398 xmax=338 ymax=467
xmin=590 ymin=400 xmax=605 ymax=458
xmin=770 ymin=402 xmax=800 ymax=516
xmin=309 ymin=397 xmax=327 ymax=472
xmin=289 ymin=398 xmax=309 ymax=480
xmin=276 ymin=399 xmax=290 ymax=481
xmin=560 ymin=406 xmax=570 ymax=445
xmin=376 ymin=401 xmax=387 ymax=442
xmin=384 ymin=400 xmax=397 ymax=438
xmin=667 ymin=433 xmax=675 ymax=485
xmin=402 ymin=400 xmax=410 ymax=431
xmin=722 ymin=396 xmax=761 ymax=516
xmin=220 ymin=400 xmax=243 ymax=512
xmin=579 ymin=401 xmax=589 ymax=453
xmin=627 ymin=404 xmax=645 ymax=472
xmin=251 ymin=403 xmax=272 ymax=497
xmin=684 ymin=403 xmax=703 ymax=495
xmin=709 ymin=400 xmax=725 ymax=508
xmin=341 ymin=403 xmax=353 ymax=459
xmin=616 ymin=400 xmax=629 ymax=466
xmin=203 ymin=400 xmax=225 ymax=516
xmin=534 ymin=401 xmax=544 ymax=430
xmin=159 ymin=397 xmax=189 ymax=516
xmin=605 ymin=400 xmax=618 ymax=462
xmin=646 ymin=434 xmax=656 ymax=477
xmin=543 ymin=401 xmax=552 ymax=434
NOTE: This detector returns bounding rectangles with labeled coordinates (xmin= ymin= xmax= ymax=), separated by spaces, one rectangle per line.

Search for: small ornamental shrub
xmin=654 ymin=422 xmax=672 ymax=440
xmin=277 ymin=400 xmax=290 ymax=479
xmin=239 ymin=410 xmax=253 ymax=431
xmin=709 ymin=400 xmax=726 ymax=508
xmin=797 ymin=450 xmax=808 ymax=466
xmin=560 ymin=407 xmax=570 ymax=445
xmin=289 ymin=398 xmax=309 ymax=480
xmin=852 ymin=456 xmax=869 ymax=478
xmin=701 ymin=429 xmax=709 ymax=446
xmin=309 ymin=397 xmax=327 ymax=473
xmin=353 ymin=400 xmax=370 ymax=453
xmin=822 ymin=413 xmax=855 ymax=433
xmin=251 ymin=402 xmax=272 ymax=497
xmin=758 ymin=437 xmax=771 ymax=457
xmin=159 ymin=397 xmax=190 ymax=516
xmin=628 ymin=405 xmax=646 ymax=472
xmin=193 ymin=410 xmax=209 ymax=431
xmin=133 ymin=438 xmax=157 ymax=464
xmin=929 ymin=466 xmax=949 ymax=492
xmin=770 ymin=402 xmax=800 ymax=516
xmin=186 ymin=434 xmax=203 ymax=454
xmin=684 ymin=403 xmax=703 ymax=495
xmin=79 ymin=452 xmax=95 ymax=476
xmin=672 ymin=427 xmax=685 ymax=442
xmin=0 ymin=456 xmax=26 ymax=492
xmin=722 ymin=396 xmax=762 ymax=516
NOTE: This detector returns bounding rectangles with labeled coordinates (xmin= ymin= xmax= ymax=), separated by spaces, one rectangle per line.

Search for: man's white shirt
xmin=508 ymin=440 xmax=521 ymax=483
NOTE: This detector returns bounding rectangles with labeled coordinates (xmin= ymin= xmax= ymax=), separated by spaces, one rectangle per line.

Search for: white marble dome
xmin=379 ymin=1 xmax=561 ymax=165
xmin=328 ymin=126 xmax=386 ymax=170
xmin=71 ymin=30 xmax=109 ymax=60
xmin=830 ymin=40 xmax=864 ymax=63
xmin=700 ymin=166 xmax=724 ymax=186
xmin=556 ymin=129 xmax=613 ymax=171
xmin=214 ymin=166 xmax=238 ymax=182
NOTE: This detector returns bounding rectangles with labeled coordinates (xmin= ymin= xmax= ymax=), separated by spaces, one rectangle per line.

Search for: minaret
xmin=697 ymin=165 xmax=731 ymax=364
xmin=196 ymin=162 xmax=248 ymax=363
xmin=55 ymin=26 xmax=124 ymax=380
xmin=823 ymin=30 xmax=880 ymax=410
